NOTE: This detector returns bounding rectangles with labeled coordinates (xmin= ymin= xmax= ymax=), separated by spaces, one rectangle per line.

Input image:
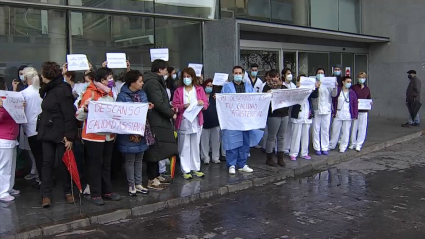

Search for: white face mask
xmin=286 ymin=74 xmax=293 ymax=81
xmin=164 ymin=75 xmax=169 ymax=81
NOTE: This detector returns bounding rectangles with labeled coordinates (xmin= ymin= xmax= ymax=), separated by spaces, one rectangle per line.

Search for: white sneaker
xmin=248 ymin=153 xmax=251 ymax=157
xmin=238 ymin=165 xmax=254 ymax=173
xmin=348 ymin=145 xmax=355 ymax=150
xmin=254 ymin=145 xmax=262 ymax=149
xmin=339 ymin=149 xmax=345 ymax=153
xmin=229 ymin=166 xmax=236 ymax=175
xmin=355 ymin=147 xmax=361 ymax=152
xmin=212 ymin=159 xmax=221 ymax=164
xmin=9 ymin=189 xmax=20 ymax=196
xmin=0 ymin=194 xmax=15 ymax=202
xmin=83 ymin=185 xmax=91 ymax=195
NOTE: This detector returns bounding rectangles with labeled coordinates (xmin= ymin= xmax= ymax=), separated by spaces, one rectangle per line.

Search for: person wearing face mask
xmin=349 ymin=72 xmax=371 ymax=152
xmin=11 ymin=65 xmax=28 ymax=92
xmin=142 ymin=60 xmax=177 ymax=189
xmin=165 ymin=67 xmax=177 ymax=101
xmin=221 ymin=66 xmax=256 ymax=174
xmin=172 ymin=68 xmax=208 ymax=179
xmin=333 ymin=64 xmax=343 ymax=87
xmin=402 ymin=70 xmax=421 ymax=127
xmin=280 ymin=68 xmax=296 ymax=156
xmin=256 ymin=71 xmax=270 ymax=151
xmin=247 ymin=63 xmax=263 ymax=92
xmin=200 ymin=79 xmax=221 ymax=165
xmin=329 ymin=76 xmax=358 ymax=153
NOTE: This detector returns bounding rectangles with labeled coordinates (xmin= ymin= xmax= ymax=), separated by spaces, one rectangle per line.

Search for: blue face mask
xmin=205 ymin=86 xmax=213 ymax=94
xmin=234 ymin=75 xmax=243 ymax=82
xmin=358 ymin=78 xmax=366 ymax=84
xmin=183 ymin=77 xmax=192 ymax=86
xmin=19 ymin=75 xmax=25 ymax=81
xmin=316 ymin=74 xmax=324 ymax=80
xmin=172 ymin=74 xmax=177 ymax=80
xmin=334 ymin=71 xmax=341 ymax=76
xmin=345 ymin=83 xmax=352 ymax=89
xmin=251 ymin=71 xmax=258 ymax=77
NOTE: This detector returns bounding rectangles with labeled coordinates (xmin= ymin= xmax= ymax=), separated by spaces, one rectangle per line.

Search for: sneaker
xmin=301 ymin=155 xmax=312 ymax=160
xmin=315 ymin=151 xmax=322 ymax=155
xmin=90 ymin=197 xmax=104 ymax=206
xmin=192 ymin=171 xmax=205 ymax=178
xmin=322 ymin=151 xmax=329 ymax=156
xmin=413 ymin=123 xmax=420 ymax=126
xmin=339 ymin=149 xmax=345 ymax=153
xmin=24 ymin=174 xmax=38 ymax=180
xmin=204 ymin=161 xmax=210 ymax=165
xmin=238 ymin=165 xmax=254 ymax=173
xmin=128 ymin=186 xmax=137 ymax=197
xmin=135 ymin=185 xmax=149 ymax=194
xmin=283 ymin=151 xmax=290 ymax=156
xmin=83 ymin=185 xmax=91 ymax=195
xmin=9 ymin=189 xmax=20 ymax=196
xmin=254 ymin=145 xmax=262 ymax=149
xmin=148 ymin=178 xmax=167 ymax=190
xmin=355 ymin=147 xmax=361 ymax=152
xmin=183 ymin=173 xmax=193 ymax=180
xmin=248 ymin=153 xmax=251 ymax=157
xmin=102 ymin=193 xmax=122 ymax=201
xmin=158 ymin=175 xmax=171 ymax=185
xmin=348 ymin=145 xmax=355 ymax=150
xmin=0 ymin=194 xmax=15 ymax=202
xmin=402 ymin=123 xmax=411 ymax=127
xmin=290 ymin=156 xmax=297 ymax=161
xmin=229 ymin=166 xmax=236 ymax=175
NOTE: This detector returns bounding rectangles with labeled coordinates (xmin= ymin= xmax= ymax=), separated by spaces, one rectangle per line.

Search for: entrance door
xmin=283 ymin=51 xmax=297 ymax=75
xmin=240 ymin=49 xmax=280 ymax=78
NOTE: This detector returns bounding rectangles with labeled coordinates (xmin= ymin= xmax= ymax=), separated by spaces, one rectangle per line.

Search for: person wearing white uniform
xmin=172 ymin=68 xmax=209 ymax=180
xmin=311 ymin=68 xmax=337 ymax=156
xmin=349 ymin=72 xmax=372 ymax=151
xmin=246 ymin=63 xmax=263 ymax=92
xmin=330 ymin=76 xmax=359 ymax=153
xmin=289 ymin=76 xmax=319 ymax=160
xmin=281 ymin=68 xmax=297 ymax=155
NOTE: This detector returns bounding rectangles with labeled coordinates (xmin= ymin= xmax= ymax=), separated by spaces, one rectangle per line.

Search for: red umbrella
xmin=62 ymin=150 xmax=82 ymax=193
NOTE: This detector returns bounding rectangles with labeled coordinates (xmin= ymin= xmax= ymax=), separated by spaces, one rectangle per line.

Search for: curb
xmin=3 ymin=130 xmax=423 ymax=239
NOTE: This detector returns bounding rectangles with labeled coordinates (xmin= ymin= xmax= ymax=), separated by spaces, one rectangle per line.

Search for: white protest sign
xmin=358 ymin=99 xmax=373 ymax=110
xmin=300 ymin=76 xmax=316 ymax=89
xmin=216 ymin=93 xmax=271 ymax=131
xmin=271 ymin=88 xmax=313 ymax=112
xmin=150 ymin=48 xmax=169 ymax=62
xmin=0 ymin=90 xmax=27 ymax=124
xmin=213 ymin=73 xmax=229 ymax=86
xmin=86 ymin=101 xmax=149 ymax=135
xmin=321 ymin=77 xmax=337 ymax=88
xmin=188 ymin=63 xmax=203 ymax=77
xmin=183 ymin=103 xmax=203 ymax=122
xmin=66 ymin=54 xmax=89 ymax=71
xmin=106 ymin=53 xmax=127 ymax=68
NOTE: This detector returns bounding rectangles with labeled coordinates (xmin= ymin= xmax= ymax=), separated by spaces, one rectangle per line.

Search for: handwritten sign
xmin=86 ymin=101 xmax=149 ymax=135
xmin=358 ymin=99 xmax=373 ymax=110
xmin=213 ymin=73 xmax=229 ymax=86
xmin=300 ymin=77 xmax=316 ymax=89
xmin=188 ymin=63 xmax=203 ymax=77
xmin=106 ymin=53 xmax=127 ymax=68
xmin=183 ymin=103 xmax=203 ymax=122
xmin=271 ymin=88 xmax=313 ymax=112
xmin=321 ymin=77 xmax=337 ymax=88
xmin=150 ymin=48 xmax=169 ymax=62
xmin=216 ymin=93 xmax=271 ymax=131
xmin=0 ymin=90 xmax=27 ymax=124
xmin=66 ymin=54 xmax=89 ymax=71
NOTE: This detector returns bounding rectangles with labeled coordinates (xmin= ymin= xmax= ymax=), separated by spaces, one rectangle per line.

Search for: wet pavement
xmin=38 ymin=136 xmax=425 ymax=239
xmin=0 ymin=117 xmax=424 ymax=238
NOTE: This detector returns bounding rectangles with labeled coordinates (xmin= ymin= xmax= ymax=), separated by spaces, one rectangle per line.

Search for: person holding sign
xmin=349 ymin=72 xmax=372 ymax=152
xmin=221 ymin=66 xmax=255 ymax=174
xmin=281 ymin=68 xmax=297 ymax=156
xmin=330 ymin=76 xmax=359 ymax=153
xmin=311 ymin=68 xmax=338 ymax=156
xmin=172 ymin=68 xmax=209 ymax=180
xmin=76 ymin=67 xmax=122 ymax=206
xmin=0 ymin=77 xmax=24 ymax=202
xmin=37 ymin=62 xmax=78 ymax=208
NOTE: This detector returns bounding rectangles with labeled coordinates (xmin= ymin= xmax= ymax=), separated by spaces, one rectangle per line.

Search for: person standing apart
xmin=281 ymin=68 xmax=296 ymax=155
xmin=402 ymin=70 xmax=421 ymax=127
xmin=329 ymin=76 xmax=359 ymax=153
xmin=172 ymin=68 xmax=208 ymax=180
xmin=349 ymin=72 xmax=372 ymax=152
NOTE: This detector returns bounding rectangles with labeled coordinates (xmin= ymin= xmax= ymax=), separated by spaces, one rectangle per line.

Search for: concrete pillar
xmin=0 ymin=6 xmax=5 ymax=35
xmin=293 ymin=0 xmax=308 ymax=26
xmin=48 ymin=0 xmax=66 ymax=63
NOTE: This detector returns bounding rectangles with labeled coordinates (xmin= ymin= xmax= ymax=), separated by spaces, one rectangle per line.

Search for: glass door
xmin=240 ymin=49 xmax=280 ymax=78
xmin=283 ymin=51 xmax=297 ymax=75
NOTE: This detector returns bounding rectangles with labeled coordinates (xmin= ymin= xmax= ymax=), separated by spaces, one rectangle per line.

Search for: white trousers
xmin=178 ymin=131 xmax=202 ymax=174
xmin=312 ymin=114 xmax=331 ymax=151
xmin=282 ymin=121 xmax=293 ymax=153
xmin=350 ymin=112 xmax=368 ymax=149
xmin=290 ymin=123 xmax=311 ymax=157
xmin=0 ymin=147 xmax=17 ymax=199
xmin=200 ymin=127 xmax=220 ymax=163
xmin=330 ymin=119 xmax=352 ymax=151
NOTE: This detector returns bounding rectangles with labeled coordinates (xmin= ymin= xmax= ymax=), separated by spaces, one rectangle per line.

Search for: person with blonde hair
xmin=349 ymin=72 xmax=371 ymax=151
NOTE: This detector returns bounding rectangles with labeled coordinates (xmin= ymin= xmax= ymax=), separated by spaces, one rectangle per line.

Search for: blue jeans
xmin=408 ymin=113 xmax=420 ymax=124
xmin=226 ymin=131 xmax=250 ymax=168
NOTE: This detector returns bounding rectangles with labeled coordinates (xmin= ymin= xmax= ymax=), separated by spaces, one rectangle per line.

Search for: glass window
xmin=310 ymin=0 xmax=338 ymax=31
xmin=69 ymin=0 xmax=154 ymax=13
xmin=155 ymin=0 xmax=218 ymax=19
xmin=220 ymin=0 xmax=271 ymax=21
xmin=70 ymin=12 xmax=154 ymax=76
xmin=354 ymin=54 xmax=368 ymax=82
xmin=342 ymin=53 xmax=354 ymax=77
xmin=270 ymin=0 xmax=308 ymax=27
xmin=240 ymin=49 xmax=279 ymax=78
xmin=338 ymin=0 xmax=361 ymax=33
xmin=154 ymin=18 xmax=202 ymax=70
xmin=0 ymin=6 xmax=66 ymax=86
xmin=283 ymin=51 xmax=297 ymax=74
xmin=8 ymin=0 xmax=64 ymax=4
xmin=298 ymin=52 xmax=329 ymax=76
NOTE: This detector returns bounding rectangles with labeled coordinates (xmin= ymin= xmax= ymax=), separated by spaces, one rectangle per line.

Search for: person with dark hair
xmin=247 ymin=63 xmax=263 ymax=92
xmin=330 ymin=76 xmax=358 ymax=153
xmin=116 ymin=70 xmax=153 ymax=196
xmin=333 ymin=64 xmax=343 ymax=87
xmin=256 ymin=70 xmax=271 ymax=150
xmin=280 ymin=68 xmax=297 ymax=155
xmin=172 ymin=68 xmax=208 ymax=179
xmin=222 ymin=66 xmax=257 ymax=174
xmin=142 ymin=60 xmax=177 ymax=189
xmin=76 ymin=67 xmax=121 ymax=206
xmin=11 ymin=65 xmax=28 ymax=92
xmin=311 ymin=68 xmax=337 ymax=155
xmin=37 ymin=62 xmax=78 ymax=207
xmin=403 ymin=70 xmax=421 ymax=127
xmin=165 ymin=67 xmax=176 ymax=101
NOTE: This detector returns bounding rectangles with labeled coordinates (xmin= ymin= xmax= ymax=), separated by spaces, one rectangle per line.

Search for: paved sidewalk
xmin=1 ymin=117 xmax=423 ymax=239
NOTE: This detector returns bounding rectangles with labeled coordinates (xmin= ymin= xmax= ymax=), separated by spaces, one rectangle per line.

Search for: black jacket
xmin=142 ymin=72 xmax=177 ymax=162
xmin=37 ymin=77 xmax=78 ymax=143
xmin=263 ymin=84 xmax=289 ymax=117
xmin=291 ymin=88 xmax=319 ymax=119
xmin=203 ymin=90 xmax=219 ymax=129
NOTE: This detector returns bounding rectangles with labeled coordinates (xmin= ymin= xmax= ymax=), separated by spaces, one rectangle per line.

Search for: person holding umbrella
xmin=402 ymin=70 xmax=421 ymax=127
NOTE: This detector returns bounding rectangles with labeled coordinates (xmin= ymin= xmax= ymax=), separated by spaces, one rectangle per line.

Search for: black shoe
xmin=413 ymin=123 xmax=420 ymax=126
xmin=102 ymin=193 xmax=122 ymax=201
xmin=90 ymin=197 xmax=104 ymax=206
xmin=402 ymin=123 xmax=411 ymax=127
